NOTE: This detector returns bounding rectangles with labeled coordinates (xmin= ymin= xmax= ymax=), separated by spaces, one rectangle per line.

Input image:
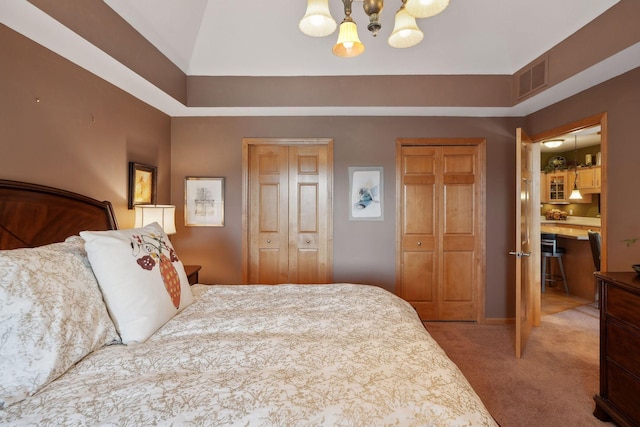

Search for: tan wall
xmin=170 ymin=116 xmax=522 ymax=318
xmin=4 ymin=18 xmax=639 ymax=320
xmin=526 ymin=66 xmax=640 ymax=272
xmin=0 ymin=25 xmax=172 ymax=228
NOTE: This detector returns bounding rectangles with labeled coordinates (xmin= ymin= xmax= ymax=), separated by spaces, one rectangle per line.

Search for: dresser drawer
xmin=607 ymin=286 xmax=640 ymax=325
xmin=607 ymin=320 xmax=640 ymax=379
xmin=607 ymin=362 xmax=640 ymax=424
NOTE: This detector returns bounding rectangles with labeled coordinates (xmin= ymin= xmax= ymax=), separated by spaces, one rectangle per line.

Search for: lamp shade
xmin=405 ymin=0 xmax=449 ymax=18
xmin=388 ymin=7 xmax=424 ymax=48
xmin=332 ymin=21 xmax=365 ymax=57
xmin=299 ymin=0 xmax=337 ymax=37
xmin=134 ymin=205 xmax=176 ymax=235
xmin=543 ymin=140 xmax=563 ymax=148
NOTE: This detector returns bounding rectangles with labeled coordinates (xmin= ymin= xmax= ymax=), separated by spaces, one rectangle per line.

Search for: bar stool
xmin=541 ymin=233 xmax=569 ymax=294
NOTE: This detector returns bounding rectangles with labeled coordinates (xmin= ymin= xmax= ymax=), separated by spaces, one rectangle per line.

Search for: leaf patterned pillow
xmin=80 ymin=222 xmax=193 ymax=344
xmin=0 ymin=236 xmax=120 ymax=409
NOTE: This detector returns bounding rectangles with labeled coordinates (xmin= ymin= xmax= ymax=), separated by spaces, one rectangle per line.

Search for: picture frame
xmin=348 ymin=166 xmax=383 ymax=221
xmin=128 ymin=162 xmax=157 ymax=209
xmin=185 ymin=177 xmax=224 ymax=227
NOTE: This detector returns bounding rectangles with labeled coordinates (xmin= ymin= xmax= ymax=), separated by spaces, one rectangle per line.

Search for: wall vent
xmin=514 ymin=56 xmax=548 ymax=101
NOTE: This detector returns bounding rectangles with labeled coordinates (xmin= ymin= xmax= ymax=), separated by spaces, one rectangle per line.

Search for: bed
xmin=0 ymin=179 xmax=497 ymax=426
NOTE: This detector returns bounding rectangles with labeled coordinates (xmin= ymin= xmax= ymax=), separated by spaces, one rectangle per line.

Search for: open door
xmin=511 ymin=128 xmax=541 ymax=358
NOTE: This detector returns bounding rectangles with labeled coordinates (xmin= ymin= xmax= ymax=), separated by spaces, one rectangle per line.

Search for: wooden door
xmin=513 ymin=128 xmax=540 ymax=358
xmin=243 ymin=139 xmax=333 ymax=284
xmin=287 ymin=145 xmax=331 ymax=284
xmin=397 ymin=139 xmax=485 ymax=321
xmin=247 ymin=144 xmax=289 ymax=284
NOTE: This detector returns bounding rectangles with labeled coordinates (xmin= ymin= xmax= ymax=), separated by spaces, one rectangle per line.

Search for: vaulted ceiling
xmin=3 ymin=0 xmax=640 ymax=116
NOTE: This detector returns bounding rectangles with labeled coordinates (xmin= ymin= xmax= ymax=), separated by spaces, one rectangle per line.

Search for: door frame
xmin=396 ymin=138 xmax=487 ymax=322
xmin=531 ymin=112 xmax=608 ymax=319
xmin=241 ymin=137 xmax=334 ymax=284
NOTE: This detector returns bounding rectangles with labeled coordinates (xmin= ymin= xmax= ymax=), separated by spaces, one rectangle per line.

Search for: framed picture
xmin=128 ymin=162 xmax=157 ymax=209
xmin=349 ymin=167 xmax=383 ymax=221
xmin=185 ymin=177 xmax=224 ymax=227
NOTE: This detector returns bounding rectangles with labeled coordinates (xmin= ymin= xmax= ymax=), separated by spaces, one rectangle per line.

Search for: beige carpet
xmin=425 ymin=305 xmax=613 ymax=427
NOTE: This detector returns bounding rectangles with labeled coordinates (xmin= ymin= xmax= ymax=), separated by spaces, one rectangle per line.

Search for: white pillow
xmin=0 ymin=236 xmax=120 ymax=409
xmin=80 ymin=223 xmax=193 ymax=344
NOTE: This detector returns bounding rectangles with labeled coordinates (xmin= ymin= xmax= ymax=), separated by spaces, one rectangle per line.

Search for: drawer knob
xmin=267 ymin=239 xmax=271 ymax=243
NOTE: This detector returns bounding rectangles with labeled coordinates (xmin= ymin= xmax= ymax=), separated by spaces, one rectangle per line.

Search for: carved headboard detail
xmin=0 ymin=180 xmax=118 ymax=250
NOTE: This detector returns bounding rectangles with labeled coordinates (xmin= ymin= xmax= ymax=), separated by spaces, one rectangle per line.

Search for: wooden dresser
xmin=593 ymin=272 xmax=640 ymax=426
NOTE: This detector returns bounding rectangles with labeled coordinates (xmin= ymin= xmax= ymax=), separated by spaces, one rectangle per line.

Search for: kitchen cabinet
xmin=547 ymin=171 xmax=567 ymax=203
xmin=577 ymin=166 xmax=601 ymax=193
xmin=540 ymin=172 xmax=549 ymax=203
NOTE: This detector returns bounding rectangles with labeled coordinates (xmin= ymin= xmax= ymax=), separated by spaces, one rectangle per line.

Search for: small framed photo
xmin=128 ymin=162 xmax=157 ymax=209
xmin=349 ymin=167 xmax=383 ymax=221
xmin=185 ymin=177 xmax=224 ymax=227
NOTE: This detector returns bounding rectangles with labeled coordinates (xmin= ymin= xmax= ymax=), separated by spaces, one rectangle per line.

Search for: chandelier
xmin=299 ymin=0 xmax=450 ymax=58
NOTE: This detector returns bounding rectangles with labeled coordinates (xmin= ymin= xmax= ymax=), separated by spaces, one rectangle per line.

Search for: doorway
xmin=532 ymin=113 xmax=607 ymax=321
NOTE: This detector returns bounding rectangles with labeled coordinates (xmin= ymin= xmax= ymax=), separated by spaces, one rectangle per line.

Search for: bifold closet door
xmin=247 ymin=143 xmax=332 ymax=284
xmin=398 ymin=143 xmax=482 ymax=321
xmin=248 ymin=144 xmax=289 ymax=284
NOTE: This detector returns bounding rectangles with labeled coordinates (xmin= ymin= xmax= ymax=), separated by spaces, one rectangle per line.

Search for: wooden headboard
xmin=0 ymin=180 xmax=118 ymax=250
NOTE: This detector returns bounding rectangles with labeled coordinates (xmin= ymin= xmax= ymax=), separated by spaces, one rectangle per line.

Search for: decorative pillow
xmin=80 ymin=222 xmax=193 ymax=344
xmin=0 ymin=236 xmax=120 ymax=409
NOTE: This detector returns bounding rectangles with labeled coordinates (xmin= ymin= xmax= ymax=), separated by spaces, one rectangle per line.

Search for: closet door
xmin=244 ymin=139 xmax=333 ymax=285
xmin=248 ymin=144 xmax=289 ymax=284
xmin=397 ymin=140 xmax=485 ymax=321
xmin=288 ymin=145 xmax=331 ymax=284
xmin=398 ymin=146 xmax=440 ymax=320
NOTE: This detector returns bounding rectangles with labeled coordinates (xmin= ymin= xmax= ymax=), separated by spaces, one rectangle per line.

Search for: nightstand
xmin=184 ymin=265 xmax=202 ymax=285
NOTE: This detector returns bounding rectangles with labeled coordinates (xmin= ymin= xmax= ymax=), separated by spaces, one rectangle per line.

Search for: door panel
xmin=398 ymin=141 xmax=484 ymax=321
xmin=514 ymin=128 xmax=540 ymax=357
xmin=289 ymin=145 xmax=329 ymax=284
xmin=244 ymin=138 xmax=333 ymax=285
xmin=249 ymin=145 xmax=289 ymax=284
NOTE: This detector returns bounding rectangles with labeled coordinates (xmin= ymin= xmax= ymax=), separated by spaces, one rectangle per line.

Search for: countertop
xmin=540 ymin=216 xmax=600 ymax=240
xmin=541 ymin=225 xmax=590 ymax=240
xmin=540 ymin=216 xmax=601 ymax=228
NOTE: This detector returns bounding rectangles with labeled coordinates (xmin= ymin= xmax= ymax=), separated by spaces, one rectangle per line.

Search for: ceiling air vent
xmin=515 ymin=56 xmax=548 ymax=101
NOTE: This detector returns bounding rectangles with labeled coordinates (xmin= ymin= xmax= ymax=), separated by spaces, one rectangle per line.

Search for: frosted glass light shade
xmin=543 ymin=140 xmax=563 ymax=148
xmin=134 ymin=205 xmax=176 ymax=235
xmin=405 ymin=0 xmax=449 ymax=18
xmin=569 ymin=188 xmax=583 ymax=200
xmin=332 ymin=21 xmax=365 ymax=57
xmin=299 ymin=0 xmax=337 ymax=37
xmin=388 ymin=7 xmax=424 ymax=48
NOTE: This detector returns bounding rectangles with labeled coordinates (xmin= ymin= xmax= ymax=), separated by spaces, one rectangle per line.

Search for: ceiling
xmin=540 ymin=126 xmax=601 ymax=153
xmin=3 ymin=0 xmax=640 ymax=116
xmin=103 ymin=0 xmax=619 ymax=77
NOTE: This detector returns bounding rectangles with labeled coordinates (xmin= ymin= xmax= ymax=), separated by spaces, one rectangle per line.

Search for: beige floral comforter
xmin=1 ymin=284 xmax=496 ymax=426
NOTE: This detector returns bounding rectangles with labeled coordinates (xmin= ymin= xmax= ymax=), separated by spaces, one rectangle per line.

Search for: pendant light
xmin=299 ymin=0 xmax=337 ymax=37
xmin=405 ymin=0 xmax=449 ymax=19
xmin=388 ymin=0 xmax=424 ymax=48
xmin=569 ymin=135 xmax=583 ymax=200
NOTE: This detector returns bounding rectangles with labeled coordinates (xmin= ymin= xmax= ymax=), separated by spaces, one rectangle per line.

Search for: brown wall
xmin=525 ymin=66 xmax=640 ymax=272
xmin=4 ymin=19 xmax=640 ymax=320
xmin=170 ymin=116 xmax=521 ymax=318
xmin=0 ymin=25 xmax=172 ymax=227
